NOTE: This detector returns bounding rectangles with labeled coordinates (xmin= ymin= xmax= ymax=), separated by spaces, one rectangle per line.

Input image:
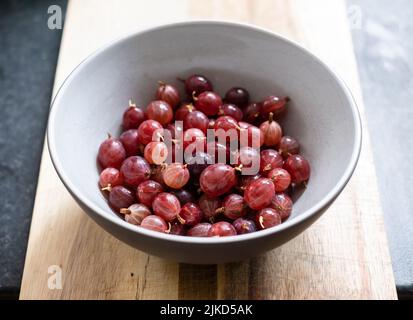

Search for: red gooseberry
xmin=137 ymin=119 xmax=163 ymax=145
xmin=163 ymin=163 xmax=190 ymax=189
xmin=184 ymin=74 xmax=213 ymax=96
xmin=187 ymin=223 xmax=213 ymax=237
xmin=120 ymin=203 xmax=151 ymax=226
xmin=218 ymin=194 xmax=247 ymax=220
xmin=233 ymin=218 xmax=257 ymax=234
xmin=208 ymin=221 xmax=237 ymax=237
xmin=244 ymin=178 xmax=275 ymax=210
xmin=279 ymin=136 xmax=300 ymax=158
xmin=175 ymin=103 xmax=196 ymax=121
xmin=144 ymin=141 xmax=168 ymax=165
xmin=199 ymin=194 xmax=222 ymax=222
xmin=120 ymin=156 xmax=151 ymax=187
xmin=224 ymin=87 xmax=250 ymax=108
xmin=177 ymin=202 xmax=203 ymax=226
xmin=218 ymin=103 xmax=243 ymax=121
xmin=146 ymin=100 xmax=173 ymax=125
xmin=108 ymin=186 xmax=135 ymax=211
xmin=136 ymin=180 xmax=164 ymax=207
xmin=260 ymin=149 xmax=283 ymax=174
xmin=283 ymin=154 xmax=311 ymax=184
xmin=141 ymin=215 xmax=168 ymax=233
xmin=243 ymin=102 xmax=261 ymax=123
xmin=122 ymin=100 xmax=145 ymax=130
xmin=256 ymin=208 xmax=282 ymax=229
xmin=269 ymin=193 xmax=293 ymax=221
xmin=155 ymin=81 xmax=180 ymax=109
xmin=152 ymin=192 xmax=181 ymax=222
xmin=200 ymin=164 xmax=237 ymax=197
xmin=267 ymin=168 xmax=291 ymax=192
xmin=260 ymin=113 xmax=282 ymax=147
xmin=184 ymin=110 xmax=209 ymax=133
xmin=120 ymin=129 xmax=140 ymax=157
xmin=99 ymin=167 xmax=123 ymax=189
xmin=260 ymin=95 xmax=290 ymax=117
xmin=194 ymin=91 xmax=222 ymax=116
xmin=98 ymin=135 xmax=126 ymax=169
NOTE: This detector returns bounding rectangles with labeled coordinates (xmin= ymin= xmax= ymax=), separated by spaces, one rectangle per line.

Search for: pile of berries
xmin=97 ymin=74 xmax=310 ymax=237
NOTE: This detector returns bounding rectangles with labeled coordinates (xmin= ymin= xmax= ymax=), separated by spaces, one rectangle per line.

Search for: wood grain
xmin=19 ymin=0 xmax=397 ymax=300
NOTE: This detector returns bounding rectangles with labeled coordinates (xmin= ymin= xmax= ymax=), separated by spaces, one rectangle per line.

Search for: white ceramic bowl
xmin=48 ymin=21 xmax=361 ymax=264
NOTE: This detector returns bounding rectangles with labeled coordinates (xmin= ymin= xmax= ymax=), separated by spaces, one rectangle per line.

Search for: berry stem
xmin=234 ymin=164 xmax=243 ymax=172
xmin=156 ymin=131 xmax=164 ymax=142
xmin=128 ymin=99 xmax=136 ymax=107
xmin=177 ymin=214 xmax=186 ymax=225
xmin=214 ymin=207 xmax=225 ymax=214
xmin=259 ymin=215 xmax=265 ymax=229
xmin=263 ymin=163 xmax=272 ymax=172
xmin=165 ymin=223 xmax=172 ymax=234
xmin=187 ymin=103 xmax=194 ymax=112
xmin=119 ymin=208 xmax=131 ymax=215
xmin=101 ymin=184 xmax=112 ymax=192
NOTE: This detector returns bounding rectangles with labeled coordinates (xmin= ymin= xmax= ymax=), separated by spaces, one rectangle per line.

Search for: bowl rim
xmin=47 ymin=20 xmax=362 ymax=244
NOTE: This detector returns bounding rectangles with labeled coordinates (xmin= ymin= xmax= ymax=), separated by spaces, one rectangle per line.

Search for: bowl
xmin=48 ymin=21 xmax=361 ymax=264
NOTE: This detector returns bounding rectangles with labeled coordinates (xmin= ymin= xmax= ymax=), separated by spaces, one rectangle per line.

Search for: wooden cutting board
xmin=19 ymin=0 xmax=397 ymax=299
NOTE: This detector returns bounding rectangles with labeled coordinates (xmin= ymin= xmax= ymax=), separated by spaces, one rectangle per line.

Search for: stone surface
xmin=0 ymin=0 xmax=66 ymax=298
xmin=347 ymin=0 xmax=413 ymax=297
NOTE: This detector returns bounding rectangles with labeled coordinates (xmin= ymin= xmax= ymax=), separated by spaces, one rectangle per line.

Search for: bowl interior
xmin=49 ymin=22 xmax=358 ymax=234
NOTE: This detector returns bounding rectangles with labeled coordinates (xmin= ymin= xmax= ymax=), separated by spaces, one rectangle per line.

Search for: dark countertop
xmin=348 ymin=0 xmax=413 ymax=299
xmin=0 ymin=0 xmax=411 ymax=299
xmin=0 ymin=0 xmax=66 ymax=299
